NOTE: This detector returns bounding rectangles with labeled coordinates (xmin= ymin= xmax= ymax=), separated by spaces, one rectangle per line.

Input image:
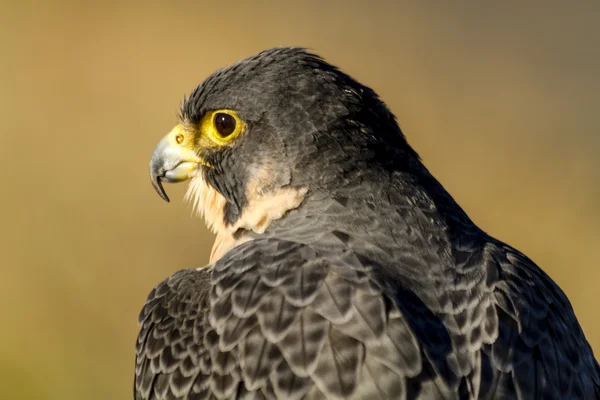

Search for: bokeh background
xmin=1 ymin=1 xmax=598 ymax=399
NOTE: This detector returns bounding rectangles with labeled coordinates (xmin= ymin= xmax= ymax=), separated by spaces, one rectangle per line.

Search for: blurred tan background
xmin=0 ymin=1 xmax=598 ymax=398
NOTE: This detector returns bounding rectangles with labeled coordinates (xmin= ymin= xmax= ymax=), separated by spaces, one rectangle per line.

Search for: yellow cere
xmin=168 ymin=124 xmax=196 ymax=148
xmin=165 ymin=124 xmax=212 ymax=168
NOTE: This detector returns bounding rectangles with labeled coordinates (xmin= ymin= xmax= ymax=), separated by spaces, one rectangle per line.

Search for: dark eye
xmin=214 ymin=113 xmax=236 ymax=137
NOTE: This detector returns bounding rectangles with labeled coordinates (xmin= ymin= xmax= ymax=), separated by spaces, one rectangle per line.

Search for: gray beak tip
xmin=151 ymin=176 xmax=171 ymax=203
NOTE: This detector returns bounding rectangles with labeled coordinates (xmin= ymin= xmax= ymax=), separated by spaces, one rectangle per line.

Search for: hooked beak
xmin=149 ymin=126 xmax=203 ymax=202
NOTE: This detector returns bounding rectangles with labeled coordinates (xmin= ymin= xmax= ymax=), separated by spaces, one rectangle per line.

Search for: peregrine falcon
xmin=135 ymin=47 xmax=600 ymax=399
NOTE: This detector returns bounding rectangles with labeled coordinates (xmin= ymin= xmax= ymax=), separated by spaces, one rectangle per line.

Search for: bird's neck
xmin=261 ymin=163 xmax=484 ymax=281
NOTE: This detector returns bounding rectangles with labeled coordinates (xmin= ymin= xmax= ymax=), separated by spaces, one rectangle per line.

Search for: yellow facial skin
xmin=149 ymin=109 xmax=245 ymax=202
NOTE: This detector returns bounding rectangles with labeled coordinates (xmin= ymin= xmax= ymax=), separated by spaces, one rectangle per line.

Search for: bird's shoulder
xmin=134 ymin=237 xmax=600 ymax=400
xmin=134 ymin=238 xmax=438 ymax=399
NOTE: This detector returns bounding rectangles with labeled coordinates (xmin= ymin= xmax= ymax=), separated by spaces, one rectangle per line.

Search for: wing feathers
xmin=135 ymin=239 xmax=599 ymax=399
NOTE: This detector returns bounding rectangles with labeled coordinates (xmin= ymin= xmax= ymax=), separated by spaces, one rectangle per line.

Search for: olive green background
xmin=1 ymin=1 xmax=598 ymax=399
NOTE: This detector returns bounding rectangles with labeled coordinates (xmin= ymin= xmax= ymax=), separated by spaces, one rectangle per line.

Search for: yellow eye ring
xmin=200 ymin=109 xmax=245 ymax=146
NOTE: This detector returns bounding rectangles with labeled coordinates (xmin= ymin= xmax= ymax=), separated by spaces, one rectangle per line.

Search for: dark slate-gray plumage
xmin=135 ymin=47 xmax=600 ymax=399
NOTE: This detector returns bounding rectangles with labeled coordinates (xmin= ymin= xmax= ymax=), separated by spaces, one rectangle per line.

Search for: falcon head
xmin=150 ymin=47 xmax=420 ymax=248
